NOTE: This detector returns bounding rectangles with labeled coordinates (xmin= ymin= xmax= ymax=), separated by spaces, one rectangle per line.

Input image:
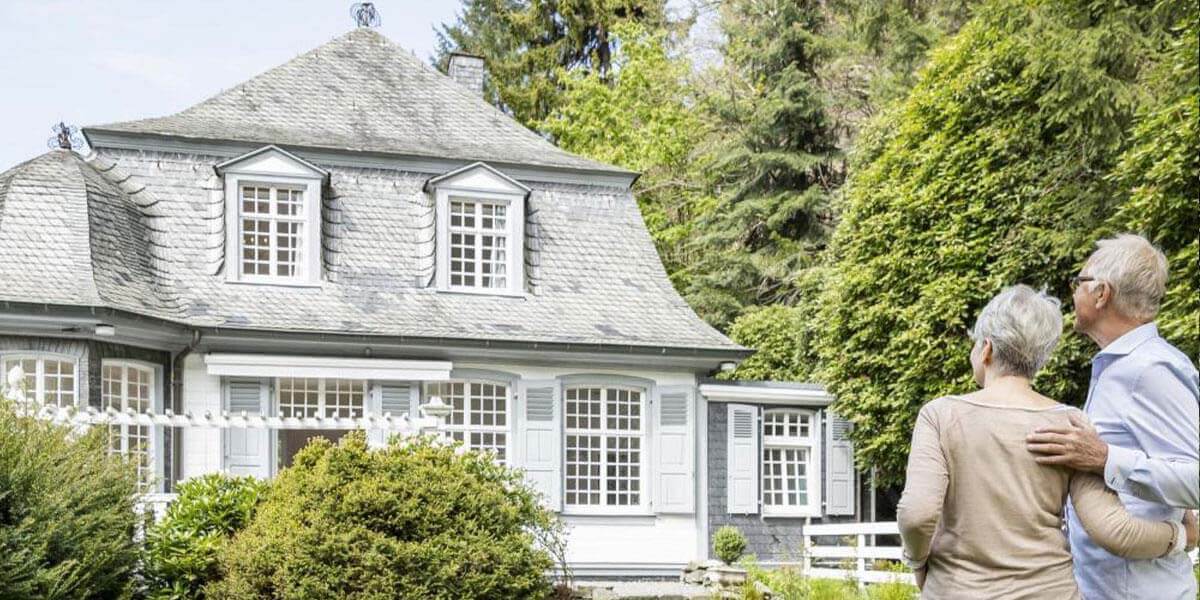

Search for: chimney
xmin=447 ymin=52 xmax=485 ymax=96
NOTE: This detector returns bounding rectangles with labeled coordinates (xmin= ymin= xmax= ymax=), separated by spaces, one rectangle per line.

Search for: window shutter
xmin=727 ymin=403 xmax=759 ymax=514
xmin=824 ymin=409 xmax=856 ymax=516
xmin=223 ymin=378 xmax=270 ymax=479
xmin=518 ymin=379 xmax=561 ymax=511
xmin=654 ymin=385 xmax=695 ymax=513
xmin=227 ymin=378 xmax=264 ymax=413
xmin=379 ymin=382 xmax=411 ymax=416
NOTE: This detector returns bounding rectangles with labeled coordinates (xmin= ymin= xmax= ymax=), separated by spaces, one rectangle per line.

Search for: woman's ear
xmin=980 ymin=339 xmax=993 ymax=366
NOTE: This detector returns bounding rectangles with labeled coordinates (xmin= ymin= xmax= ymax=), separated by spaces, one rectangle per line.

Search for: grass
xmin=736 ymin=560 xmax=917 ymax=600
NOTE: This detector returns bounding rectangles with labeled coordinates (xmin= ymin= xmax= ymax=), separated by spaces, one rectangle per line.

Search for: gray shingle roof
xmin=85 ymin=28 xmax=630 ymax=176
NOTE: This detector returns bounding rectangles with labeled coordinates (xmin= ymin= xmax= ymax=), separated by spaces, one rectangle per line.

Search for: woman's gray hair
xmin=1085 ymin=234 xmax=1168 ymax=322
xmin=970 ymin=285 xmax=1064 ymax=379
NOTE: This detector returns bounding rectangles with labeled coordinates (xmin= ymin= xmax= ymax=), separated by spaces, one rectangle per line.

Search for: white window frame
xmin=100 ymin=360 xmax=162 ymax=492
xmin=429 ymin=163 xmax=527 ymax=297
xmin=0 ymin=352 xmax=79 ymax=407
xmin=761 ymin=408 xmax=821 ymax=517
xmin=562 ymin=384 xmax=649 ymax=515
xmin=275 ymin=378 xmax=368 ymax=419
xmin=423 ymin=379 xmax=512 ymax=463
xmin=220 ymin=146 xmax=325 ymax=286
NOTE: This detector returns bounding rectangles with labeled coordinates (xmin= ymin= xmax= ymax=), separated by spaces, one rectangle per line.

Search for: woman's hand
xmin=915 ymin=566 xmax=926 ymax=590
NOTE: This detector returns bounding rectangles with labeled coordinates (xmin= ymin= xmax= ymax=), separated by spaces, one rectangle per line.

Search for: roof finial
xmin=47 ymin=121 xmax=83 ymax=151
xmin=351 ymin=3 xmax=381 ymax=28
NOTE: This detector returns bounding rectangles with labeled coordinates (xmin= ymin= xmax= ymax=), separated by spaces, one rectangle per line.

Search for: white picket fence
xmin=800 ymin=521 xmax=914 ymax=586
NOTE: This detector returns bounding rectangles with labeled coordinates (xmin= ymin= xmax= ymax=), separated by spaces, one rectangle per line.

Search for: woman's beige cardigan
xmin=898 ymin=396 xmax=1177 ymax=599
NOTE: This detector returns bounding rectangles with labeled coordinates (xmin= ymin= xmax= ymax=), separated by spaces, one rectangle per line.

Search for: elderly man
xmin=1027 ymin=233 xmax=1199 ymax=599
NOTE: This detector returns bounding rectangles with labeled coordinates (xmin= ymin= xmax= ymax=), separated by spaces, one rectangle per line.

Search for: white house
xmin=0 ymin=26 xmax=862 ymax=576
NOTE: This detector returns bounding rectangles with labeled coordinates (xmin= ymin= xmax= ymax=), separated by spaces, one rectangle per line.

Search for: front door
xmin=223 ymin=379 xmax=271 ymax=479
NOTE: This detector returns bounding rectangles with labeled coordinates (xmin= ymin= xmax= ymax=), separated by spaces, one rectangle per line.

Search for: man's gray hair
xmin=1085 ymin=234 xmax=1168 ymax=322
xmin=970 ymin=285 xmax=1064 ymax=379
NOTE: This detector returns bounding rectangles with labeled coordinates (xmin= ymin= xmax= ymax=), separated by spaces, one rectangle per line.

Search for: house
xmin=0 ymin=26 xmax=864 ymax=576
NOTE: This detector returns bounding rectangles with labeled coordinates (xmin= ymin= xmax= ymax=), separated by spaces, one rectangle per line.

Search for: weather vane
xmin=47 ymin=121 xmax=83 ymax=151
xmin=351 ymin=3 xmax=381 ymax=28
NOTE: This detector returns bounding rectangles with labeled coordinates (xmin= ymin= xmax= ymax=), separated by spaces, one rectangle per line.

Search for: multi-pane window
xmin=424 ymin=381 xmax=508 ymax=462
xmin=448 ymin=199 xmax=508 ymax=289
xmin=277 ymin=378 xmax=365 ymax=418
xmin=564 ymin=386 xmax=644 ymax=509
xmin=239 ymin=184 xmax=305 ymax=278
xmin=762 ymin=410 xmax=816 ymax=513
xmin=101 ymin=363 xmax=155 ymax=490
xmin=1 ymin=355 xmax=76 ymax=407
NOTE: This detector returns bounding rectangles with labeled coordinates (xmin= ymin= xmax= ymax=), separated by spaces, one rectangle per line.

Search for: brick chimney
xmin=447 ymin=51 xmax=485 ymax=96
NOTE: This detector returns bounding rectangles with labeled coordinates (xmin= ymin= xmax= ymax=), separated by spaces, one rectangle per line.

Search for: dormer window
xmin=426 ymin=162 xmax=529 ymax=296
xmin=216 ymin=146 xmax=328 ymax=285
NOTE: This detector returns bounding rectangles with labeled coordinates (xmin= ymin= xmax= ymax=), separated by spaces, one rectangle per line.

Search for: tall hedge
xmin=0 ymin=397 xmax=141 ymax=599
xmin=815 ymin=0 xmax=1191 ymax=484
xmin=206 ymin=433 xmax=560 ymax=599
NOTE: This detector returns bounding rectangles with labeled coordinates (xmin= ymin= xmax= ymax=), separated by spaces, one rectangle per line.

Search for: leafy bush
xmin=713 ymin=525 xmax=748 ymax=565
xmin=143 ymin=473 xmax=268 ymax=599
xmin=0 ymin=395 xmax=141 ymax=599
xmin=206 ymin=433 xmax=561 ymax=599
xmin=740 ymin=559 xmax=917 ymax=600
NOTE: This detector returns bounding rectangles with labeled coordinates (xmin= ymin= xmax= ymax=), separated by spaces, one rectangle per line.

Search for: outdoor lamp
xmin=421 ymin=395 xmax=452 ymax=420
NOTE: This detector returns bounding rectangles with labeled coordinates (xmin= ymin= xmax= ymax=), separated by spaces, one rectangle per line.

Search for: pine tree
xmin=435 ymin=0 xmax=670 ymax=128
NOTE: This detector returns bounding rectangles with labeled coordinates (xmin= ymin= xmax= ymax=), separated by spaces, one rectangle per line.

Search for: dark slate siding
xmin=707 ymin=401 xmax=856 ymax=562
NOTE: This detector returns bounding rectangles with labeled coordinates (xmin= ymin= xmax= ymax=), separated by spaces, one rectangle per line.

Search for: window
xmin=424 ymin=381 xmax=509 ymax=462
xmin=1 ymin=354 xmax=76 ymax=407
xmin=428 ymin=162 xmax=528 ymax=296
xmin=239 ymin=184 xmax=305 ymax=278
xmin=102 ymin=362 xmax=156 ymax=490
xmin=762 ymin=409 xmax=818 ymax=515
xmin=449 ymin=200 xmax=508 ymax=289
xmin=218 ymin=145 xmax=326 ymax=285
xmin=564 ymin=386 xmax=644 ymax=509
xmin=277 ymin=378 xmax=365 ymax=418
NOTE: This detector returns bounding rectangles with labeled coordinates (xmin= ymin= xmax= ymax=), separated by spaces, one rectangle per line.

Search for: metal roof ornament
xmin=350 ymin=3 xmax=381 ymax=28
xmin=47 ymin=121 xmax=84 ymax=150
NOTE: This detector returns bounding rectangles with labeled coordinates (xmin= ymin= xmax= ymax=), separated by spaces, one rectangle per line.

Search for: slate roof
xmin=0 ymin=29 xmax=741 ymax=355
xmin=86 ymin=28 xmax=629 ymax=176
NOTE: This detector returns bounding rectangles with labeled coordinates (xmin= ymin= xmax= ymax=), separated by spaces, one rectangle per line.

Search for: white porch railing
xmin=135 ymin=492 xmax=178 ymax=523
xmin=801 ymin=521 xmax=914 ymax=586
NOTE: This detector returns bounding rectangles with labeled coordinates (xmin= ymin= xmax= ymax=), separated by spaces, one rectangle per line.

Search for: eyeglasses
xmin=1069 ymin=275 xmax=1096 ymax=291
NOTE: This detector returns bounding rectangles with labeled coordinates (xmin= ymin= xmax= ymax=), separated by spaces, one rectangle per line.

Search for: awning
xmin=204 ymin=353 xmax=452 ymax=380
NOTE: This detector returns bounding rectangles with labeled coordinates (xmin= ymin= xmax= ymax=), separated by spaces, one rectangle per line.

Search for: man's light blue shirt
xmin=1067 ymin=322 xmax=1199 ymax=600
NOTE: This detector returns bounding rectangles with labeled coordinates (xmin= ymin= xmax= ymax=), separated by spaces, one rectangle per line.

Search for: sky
xmin=0 ymin=0 xmax=463 ymax=171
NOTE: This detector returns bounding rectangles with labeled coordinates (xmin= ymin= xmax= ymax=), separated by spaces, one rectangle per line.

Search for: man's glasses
xmin=1069 ymin=275 xmax=1096 ymax=291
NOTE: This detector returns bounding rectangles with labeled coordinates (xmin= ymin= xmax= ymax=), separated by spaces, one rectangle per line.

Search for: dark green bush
xmin=713 ymin=525 xmax=748 ymax=565
xmin=143 ymin=473 xmax=268 ymax=599
xmin=206 ymin=433 xmax=561 ymax=599
xmin=0 ymin=396 xmax=141 ymax=599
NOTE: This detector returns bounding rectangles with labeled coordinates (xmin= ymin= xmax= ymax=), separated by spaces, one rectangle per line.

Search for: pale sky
xmin=0 ymin=0 xmax=462 ymax=171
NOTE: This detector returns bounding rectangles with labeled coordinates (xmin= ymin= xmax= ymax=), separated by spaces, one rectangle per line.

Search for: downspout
xmin=167 ymin=329 xmax=201 ymax=490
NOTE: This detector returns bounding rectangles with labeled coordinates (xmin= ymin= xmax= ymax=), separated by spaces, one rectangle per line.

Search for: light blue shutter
xmin=519 ymin=379 xmax=561 ymax=510
xmin=727 ymin=403 xmax=759 ymax=514
xmin=824 ymin=409 xmax=855 ymax=515
xmin=654 ymin=385 xmax=695 ymax=513
xmin=223 ymin=378 xmax=270 ymax=479
xmin=380 ymin=382 xmax=411 ymax=416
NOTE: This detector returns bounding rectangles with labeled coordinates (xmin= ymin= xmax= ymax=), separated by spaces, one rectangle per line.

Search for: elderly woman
xmin=897 ymin=285 xmax=1192 ymax=599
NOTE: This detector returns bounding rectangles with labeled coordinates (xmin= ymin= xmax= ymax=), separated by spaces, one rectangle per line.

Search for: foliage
xmin=142 ymin=474 xmax=268 ymax=599
xmin=435 ymin=0 xmax=671 ymax=127
xmin=206 ymin=433 xmax=561 ymax=599
xmin=722 ymin=267 xmax=829 ymax=382
xmin=541 ymin=21 xmax=710 ymax=281
xmin=683 ymin=0 xmax=842 ymax=328
xmin=814 ymin=0 xmax=1186 ymax=484
xmin=713 ymin=525 xmax=748 ymax=565
xmin=1106 ymin=0 xmax=1199 ymax=359
xmin=0 ymin=395 xmax=140 ymax=600
xmin=739 ymin=559 xmax=916 ymax=599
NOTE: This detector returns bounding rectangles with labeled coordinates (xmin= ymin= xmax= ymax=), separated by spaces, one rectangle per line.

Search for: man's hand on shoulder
xmin=1026 ymin=412 xmax=1109 ymax=474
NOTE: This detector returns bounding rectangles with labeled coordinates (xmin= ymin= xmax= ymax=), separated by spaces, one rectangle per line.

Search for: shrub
xmin=0 ymin=395 xmax=141 ymax=599
xmin=713 ymin=525 xmax=748 ymax=565
xmin=142 ymin=473 xmax=268 ymax=599
xmin=206 ymin=433 xmax=561 ymax=599
xmin=740 ymin=558 xmax=918 ymax=600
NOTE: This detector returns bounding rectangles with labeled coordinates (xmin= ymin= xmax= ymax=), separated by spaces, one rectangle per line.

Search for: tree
xmin=683 ymin=0 xmax=842 ymax=329
xmin=540 ymin=21 xmax=709 ymax=283
xmin=815 ymin=0 xmax=1177 ymax=484
xmin=435 ymin=0 xmax=671 ymax=128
